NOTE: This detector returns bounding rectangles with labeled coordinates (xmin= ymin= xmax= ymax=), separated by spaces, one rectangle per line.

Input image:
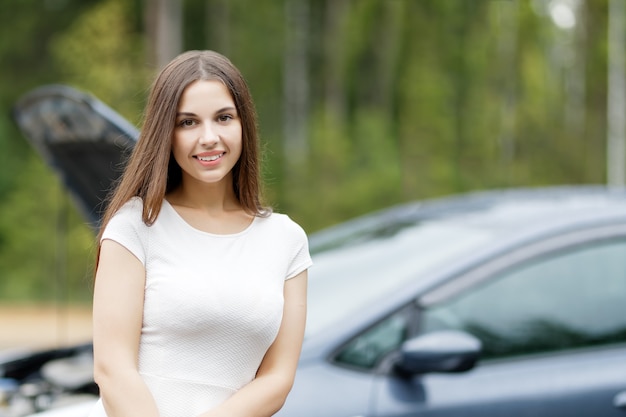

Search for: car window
xmin=421 ymin=239 xmax=626 ymax=359
xmin=306 ymin=222 xmax=494 ymax=338
xmin=334 ymin=307 xmax=411 ymax=370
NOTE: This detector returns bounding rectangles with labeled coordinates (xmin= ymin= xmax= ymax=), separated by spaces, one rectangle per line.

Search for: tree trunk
xmin=144 ymin=0 xmax=183 ymax=69
xmin=206 ymin=0 xmax=231 ymax=55
xmin=323 ymin=0 xmax=349 ymax=125
xmin=607 ymin=0 xmax=625 ymax=186
xmin=495 ymin=0 xmax=519 ymax=186
xmin=283 ymin=0 xmax=310 ymax=163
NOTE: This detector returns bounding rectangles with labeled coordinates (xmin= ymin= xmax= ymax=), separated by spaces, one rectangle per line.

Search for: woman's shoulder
xmin=101 ymin=197 xmax=150 ymax=262
xmin=112 ymin=196 xmax=144 ymax=220
xmin=104 ymin=197 xmax=147 ymax=232
xmin=259 ymin=212 xmax=308 ymax=237
xmin=120 ymin=196 xmax=144 ymax=210
xmin=260 ymin=212 xmax=312 ymax=273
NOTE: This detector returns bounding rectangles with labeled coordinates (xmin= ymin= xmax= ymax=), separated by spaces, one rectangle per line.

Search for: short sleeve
xmin=285 ymin=217 xmax=313 ymax=280
xmin=101 ymin=198 xmax=148 ymax=265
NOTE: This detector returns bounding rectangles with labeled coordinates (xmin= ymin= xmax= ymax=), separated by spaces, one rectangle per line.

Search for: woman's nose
xmin=199 ymin=124 xmax=218 ymax=146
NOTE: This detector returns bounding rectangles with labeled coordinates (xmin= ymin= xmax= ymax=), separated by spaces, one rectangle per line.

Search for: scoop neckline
xmin=162 ymin=199 xmax=258 ymax=237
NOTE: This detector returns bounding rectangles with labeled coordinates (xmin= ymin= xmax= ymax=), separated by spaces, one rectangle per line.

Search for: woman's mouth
xmin=195 ymin=152 xmax=224 ymax=162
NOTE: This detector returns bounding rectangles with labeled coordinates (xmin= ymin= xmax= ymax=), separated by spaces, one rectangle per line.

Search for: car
xmin=5 ymin=85 xmax=626 ymax=417
xmin=284 ymin=185 xmax=626 ymax=417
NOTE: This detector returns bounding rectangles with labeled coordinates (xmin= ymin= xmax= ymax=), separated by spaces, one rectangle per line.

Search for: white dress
xmin=88 ymin=198 xmax=312 ymax=417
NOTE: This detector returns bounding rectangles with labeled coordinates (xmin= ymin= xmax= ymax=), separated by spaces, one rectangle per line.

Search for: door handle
xmin=615 ymin=390 xmax=626 ymax=409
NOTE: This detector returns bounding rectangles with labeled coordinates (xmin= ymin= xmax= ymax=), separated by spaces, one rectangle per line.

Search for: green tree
xmin=0 ymin=0 xmax=148 ymax=302
xmin=0 ymin=154 xmax=94 ymax=302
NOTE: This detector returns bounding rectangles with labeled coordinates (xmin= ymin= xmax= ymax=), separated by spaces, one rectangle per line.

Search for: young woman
xmin=89 ymin=50 xmax=311 ymax=417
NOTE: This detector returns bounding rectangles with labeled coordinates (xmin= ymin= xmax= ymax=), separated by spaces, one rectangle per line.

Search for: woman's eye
xmin=178 ymin=119 xmax=195 ymax=127
xmin=218 ymin=114 xmax=233 ymax=123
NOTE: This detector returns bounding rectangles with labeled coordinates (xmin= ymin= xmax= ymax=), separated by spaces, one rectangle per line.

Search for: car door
xmin=372 ymin=225 xmax=626 ymax=416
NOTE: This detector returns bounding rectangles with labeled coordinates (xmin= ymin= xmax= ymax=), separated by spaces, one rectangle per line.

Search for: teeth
xmin=198 ymin=154 xmax=222 ymax=162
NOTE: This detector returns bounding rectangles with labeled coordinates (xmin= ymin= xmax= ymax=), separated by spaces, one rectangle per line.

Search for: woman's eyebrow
xmin=216 ymin=106 xmax=237 ymax=113
xmin=177 ymin=107 xmax=237 ymax=115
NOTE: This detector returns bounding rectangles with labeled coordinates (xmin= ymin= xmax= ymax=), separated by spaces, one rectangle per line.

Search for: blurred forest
xmin=0 ymin=0 xmax=617 ymax=302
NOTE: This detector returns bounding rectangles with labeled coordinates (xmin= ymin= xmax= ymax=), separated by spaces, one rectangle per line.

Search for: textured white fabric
xmin=88 ymin=197 xmax=312 ymax=417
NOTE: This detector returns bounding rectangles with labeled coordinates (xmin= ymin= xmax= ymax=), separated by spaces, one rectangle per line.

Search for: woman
xmin=89 ymin=50 xmax=311 ymax=417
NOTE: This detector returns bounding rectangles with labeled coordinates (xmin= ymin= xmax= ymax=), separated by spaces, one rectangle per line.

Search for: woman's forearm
xmin=93 ymin=240 xmax=157 ymax=416
xmin=96 ymin=368 xmax=161 ymax=417
xmin=196 ymin=373 xmax=293 ymax=417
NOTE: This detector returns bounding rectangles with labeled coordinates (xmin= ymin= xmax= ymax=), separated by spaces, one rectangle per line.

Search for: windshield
xmin=305 ymin=219 xmax=495 ymax=337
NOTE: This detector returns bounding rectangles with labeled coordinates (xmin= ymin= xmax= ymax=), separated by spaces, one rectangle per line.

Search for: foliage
xmin=0 ymin=0 xmax=144 ymax=302
xmin=0 ymin=0 xmax=101 ymax=196
xmin=0 ymin=0 xmax=617 ymax=301
xmin=0 ymin=154 xmax=94 ymax=302
xmin=50 ymin=0 xmax=149 ymax=124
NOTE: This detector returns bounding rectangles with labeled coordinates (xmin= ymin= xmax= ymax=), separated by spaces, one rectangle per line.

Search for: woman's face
xmin=172 ymin=79 xmax=243 ymax=189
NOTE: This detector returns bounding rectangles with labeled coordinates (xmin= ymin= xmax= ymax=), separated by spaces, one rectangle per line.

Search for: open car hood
xmin=12 ymin=85 xmax=138 ymax=226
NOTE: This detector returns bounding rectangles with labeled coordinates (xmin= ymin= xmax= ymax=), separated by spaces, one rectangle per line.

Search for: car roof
xmin=309 ymin=185 xmax=626 ymax=255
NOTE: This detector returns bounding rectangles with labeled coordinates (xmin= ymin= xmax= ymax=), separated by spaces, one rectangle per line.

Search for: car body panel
xmin=276 ymin=360 xmax=374 ymax=417
xmin=374 ymin=345 xmax=626 ymax=416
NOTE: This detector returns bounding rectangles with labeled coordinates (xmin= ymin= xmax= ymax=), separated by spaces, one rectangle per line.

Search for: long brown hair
xmin=97 ymin=50 xmax=269 ymax=246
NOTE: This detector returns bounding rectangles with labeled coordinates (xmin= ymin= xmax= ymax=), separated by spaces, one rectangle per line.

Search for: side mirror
xmin=394 ymin=330 xmax=481 ymax=376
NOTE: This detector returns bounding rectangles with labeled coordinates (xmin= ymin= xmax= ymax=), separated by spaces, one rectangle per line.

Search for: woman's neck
xmin=167 ymin=178 xmax=241 ymax=214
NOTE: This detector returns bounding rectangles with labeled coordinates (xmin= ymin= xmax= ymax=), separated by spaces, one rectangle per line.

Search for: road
xmin=0 ymin=303 xmax=92 ymax=350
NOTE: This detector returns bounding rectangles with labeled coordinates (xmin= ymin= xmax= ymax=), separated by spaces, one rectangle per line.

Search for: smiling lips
xmin=195 ymin=152 xmax=225 ymax=163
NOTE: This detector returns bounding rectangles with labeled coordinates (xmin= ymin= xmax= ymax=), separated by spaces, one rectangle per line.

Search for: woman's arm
xmin=92 ymin=239 xmax=160 ymax=417
xmin=198 ymin=270 xmax=308 ymax=417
